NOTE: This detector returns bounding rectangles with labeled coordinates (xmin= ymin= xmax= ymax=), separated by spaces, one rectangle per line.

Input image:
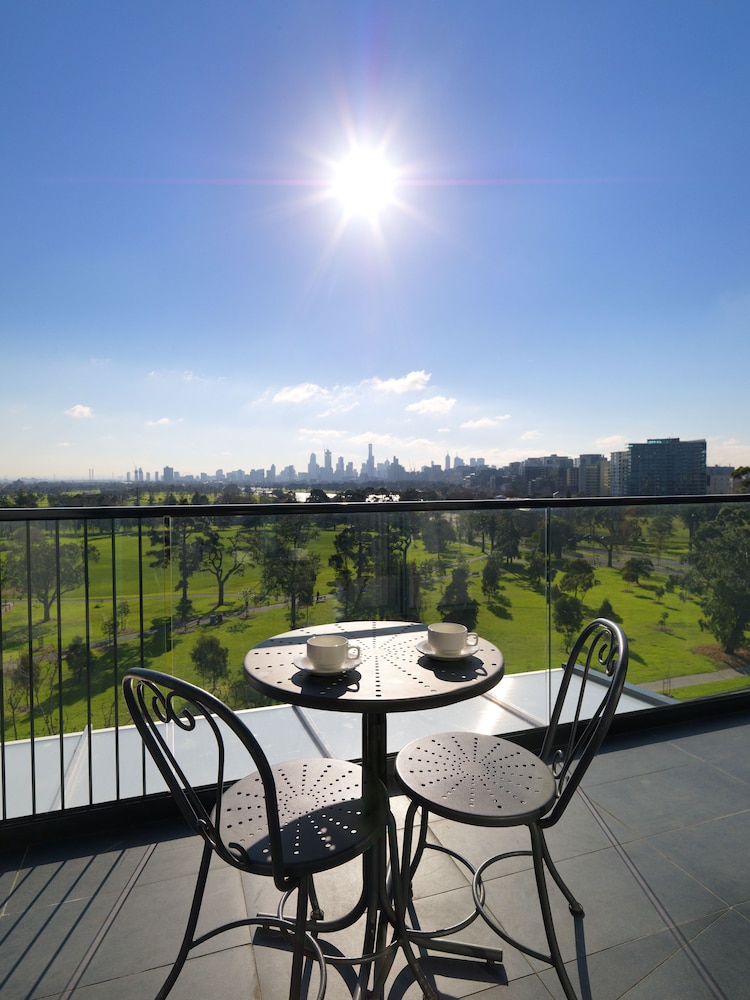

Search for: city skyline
xmin=3 ymin=3 xmax=750 ymax=480
xmin=6 ymin=436 xmax=735 ymax=495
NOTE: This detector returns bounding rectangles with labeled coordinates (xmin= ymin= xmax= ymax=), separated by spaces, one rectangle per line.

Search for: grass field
xmin=1 ymin=515 xmax=746 ymax=740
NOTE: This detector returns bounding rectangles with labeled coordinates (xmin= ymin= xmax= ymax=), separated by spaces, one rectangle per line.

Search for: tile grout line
xmin=0 ymin=847 xmax=29 ymax=918
xmin=58 ymin=843 xmax=158 ymax=1000
xmin=578 ymin=787 xmax=726 ymax=999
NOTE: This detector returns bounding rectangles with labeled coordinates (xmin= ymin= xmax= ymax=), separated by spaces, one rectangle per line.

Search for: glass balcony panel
xmin=1 ymin=495 xmax=748 ymax=823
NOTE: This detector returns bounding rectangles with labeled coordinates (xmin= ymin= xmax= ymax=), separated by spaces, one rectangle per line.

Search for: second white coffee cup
xmin=427 ymin=622 xmax=478 ymax=655
xmin=306 ymin=634 xmax=360 ymax=671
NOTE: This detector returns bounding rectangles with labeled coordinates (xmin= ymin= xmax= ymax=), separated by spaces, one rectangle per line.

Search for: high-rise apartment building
xmin=626 ymin=438 xmax=706 ymax=496
xmin=573 ymin=454 xmax=610 ymax=497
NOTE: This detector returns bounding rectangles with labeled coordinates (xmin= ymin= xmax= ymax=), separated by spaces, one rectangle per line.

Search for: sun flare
xmin=330 ymin=148 xmax=396 ymax=219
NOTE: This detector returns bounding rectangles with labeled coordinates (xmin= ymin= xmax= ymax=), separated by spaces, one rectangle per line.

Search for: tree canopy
xmin=687 ymin=505 xmax=750 ymax=653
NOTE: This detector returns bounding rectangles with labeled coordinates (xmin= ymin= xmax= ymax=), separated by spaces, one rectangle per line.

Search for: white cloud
xmin=299 ymin=427 xmax=348 ymax=439
xmin=367 ymin=370 xmax=431 ymax=394
xmin=595 ymin=434 xmax=627 ymax=451
xmin=146 ymin=417 xmax=172 ymax=427
xmin=520 ymin=429 xmax=542 ymax=441
xmin=405 ymin=395 xmax=456 ymax=415
xmin=59 ymin=441 xmax=70 ymax=448
xmin=272 ymin=383 xmax=326 ymax=404
xmin=318 ymin=401 xmax=359 ymax=418
xmin=461 ymin=417 xmax=502 ymax=430
xmin=65 ymin=404 xmax=93 ymax=419
xmin=706 ymin=437 xmax=750 ymax=466
xmin=348 ymin=431 xmax=435 ymax=451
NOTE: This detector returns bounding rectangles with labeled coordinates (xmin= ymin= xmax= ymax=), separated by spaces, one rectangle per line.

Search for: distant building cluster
xmin=121 ymin=437 xmax=739 ymax=498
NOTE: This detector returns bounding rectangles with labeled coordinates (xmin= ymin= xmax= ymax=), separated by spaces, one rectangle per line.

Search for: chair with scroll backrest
xmin=123 ymin=667 xmax=387 ymax=1000
xmin=394 ymin=618 xmax=629 ymax=1000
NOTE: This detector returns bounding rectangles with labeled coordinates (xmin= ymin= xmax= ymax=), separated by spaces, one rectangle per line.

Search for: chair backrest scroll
xmin=540 ymin=618 xmax=628 ymax=825
xmin=123 ymin=668 xmax=285 ymax=875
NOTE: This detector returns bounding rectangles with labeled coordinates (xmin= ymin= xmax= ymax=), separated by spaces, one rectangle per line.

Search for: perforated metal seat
xmin=396 ymin=731 xmax=558 ymax=826
xmin=123 ymin=668 xmax=387 ymax=1000
xmin=219 ymin=758 xmax=384 ymax=876
xmin=394 ymin=619 xmax=629 ymax=1000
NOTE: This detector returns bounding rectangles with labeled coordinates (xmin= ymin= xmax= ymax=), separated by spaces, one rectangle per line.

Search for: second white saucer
xmin=416 ymin=639 xmax=479 ymax=661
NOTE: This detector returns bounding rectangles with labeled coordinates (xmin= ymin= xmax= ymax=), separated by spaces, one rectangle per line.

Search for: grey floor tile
xmin=585 ymin=733 xmax=696 ymax=785
xmin=616 ymin=909 xmax=750 ymax=1000
xmin=0 ymin=843 xmax=150 ymax=915
xmin=648 ymin=809 xmax=750 ymax=906
xmin=477 ymin=839 xmax=723 ymax=971
xmin=584 ymin=759 xmax=750 ymax=838
xmin=0 ymin=890 xmax=120 ymax=1000
xmin=47 ymin=944 xmax=262 ymax=1000
xmin=538 ymin=914 xmax=722 ymax=1000
xmin=80 ymin=864 xmax=251 ymax=987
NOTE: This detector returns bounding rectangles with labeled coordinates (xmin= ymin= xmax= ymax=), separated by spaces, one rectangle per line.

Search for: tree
xmin=732 ymin=467 xmax=750 ymax=493
xmin=678 ymin=504 xmax=720 ymax=552
xmin=481 ymin=552 xmax=504 ymax=600
xmin=191 ymin=634 xmax=229 ymax=690
xmin=648 ymin=513 xmax=674 ymax=562
xmin=65 ymin=635 xmax=90 ymax=684
xmin=553 ymin=594 xmax=584 ymax=650
xmin=437 ymin=566 xmax=479 ymax=631
xmin=367 ymin=515 xmax=418 ymax=619
xmin=621 ymin=557 xmax=654 ymax=586
xmin=329 ymin=521 xmax=375 ymax=618
xmin=525 ymin=549 xmax=546 ymax=587
xmin=591 ymin=508 xmax=642 ymax=568
xmin=493 ymin=515 xmax=521 ymax=565
xmin=5 ymin=527 xmax=98 ymax=622
xmin=149 ymin=514 xmax=204 ymax=628
xmin=686 ymin=505 xmax=750 ymax=653
xmin=456 ymin=512 xmax=481 ymax=547
xmin=262 ymin=516 xmax=321 ymax=629
xmin=101 ymin=601 xmax=131 ymax=645
xmin=10 ymin=648 xmax=59 ymax=735
xmin=421 ymin=513 xmax=456 ymax=555
xmin=200 ymin=526 xmax=249 ymax=606
xmin=558 ymin=558 xmax=598 ymax=603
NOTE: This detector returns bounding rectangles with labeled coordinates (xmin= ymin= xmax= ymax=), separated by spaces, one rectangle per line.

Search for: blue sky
xmin=2 ymin=1 xmax=749 ymax=481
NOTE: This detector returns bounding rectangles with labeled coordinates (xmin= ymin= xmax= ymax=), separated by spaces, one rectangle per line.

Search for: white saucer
xmin=293 ymin=654 xmax=361 ymax=676
xmin=416 ymin=639 xmax=479 ymax=661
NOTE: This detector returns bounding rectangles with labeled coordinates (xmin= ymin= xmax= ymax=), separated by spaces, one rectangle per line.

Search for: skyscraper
xmin=627 ymin=438 xmax=706 ymax=496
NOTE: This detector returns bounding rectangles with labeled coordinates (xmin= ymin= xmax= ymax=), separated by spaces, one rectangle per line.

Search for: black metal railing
xmin=1 ymin=493 xmax=748 ymax=822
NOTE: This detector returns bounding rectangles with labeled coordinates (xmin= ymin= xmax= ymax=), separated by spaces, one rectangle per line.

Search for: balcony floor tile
xmin=2 ymin=712 xmax=750 ymax=999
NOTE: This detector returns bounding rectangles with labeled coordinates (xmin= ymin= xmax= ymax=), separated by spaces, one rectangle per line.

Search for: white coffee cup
xmin=306 ymin=635 xmax=360 ymax=671
xmin=427 ymin=622 xmax=478 ymax=655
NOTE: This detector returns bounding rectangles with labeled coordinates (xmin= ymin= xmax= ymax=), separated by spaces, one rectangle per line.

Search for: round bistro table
xmin=243 ymin=619 xmax=505 ymax=787
xmin=244 ymin=620 xmax=505 ymax=999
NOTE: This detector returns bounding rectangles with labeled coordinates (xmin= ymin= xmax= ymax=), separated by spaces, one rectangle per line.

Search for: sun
xmin=330 ymin=147 xmax=396 ymax=220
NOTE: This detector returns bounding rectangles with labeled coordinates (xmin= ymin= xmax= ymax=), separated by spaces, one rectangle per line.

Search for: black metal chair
xmin=123 ymin=667 xmax=388 ymax=1000
xmin=394 ymin=618 xmax=629 ymax=1000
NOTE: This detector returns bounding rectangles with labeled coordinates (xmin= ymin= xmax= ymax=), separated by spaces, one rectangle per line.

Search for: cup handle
xmin=348 ymin=645 xmax=361 ymax=659
xmin=466 ymin=633 xmax=479 ymax=646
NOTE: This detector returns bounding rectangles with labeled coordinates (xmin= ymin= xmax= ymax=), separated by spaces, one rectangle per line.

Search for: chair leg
xmin=529 ymin=823 xmax=579 ymax=1000
xmin=289 ymin=877 xmax=326 ymax=1000
xmin=155 ymin=838 xmax=213 ymax=1000
xmin=386 ymin=813 xmax=439 ymax=1000
xmin=540 ymin=832 xmax=584 ymax=915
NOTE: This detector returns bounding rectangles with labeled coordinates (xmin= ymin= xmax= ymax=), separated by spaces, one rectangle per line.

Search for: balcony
xmin=1 ymin=496 xmax=749 ymax=996
xmin=1 ymin=708 xmax=749 ymax=998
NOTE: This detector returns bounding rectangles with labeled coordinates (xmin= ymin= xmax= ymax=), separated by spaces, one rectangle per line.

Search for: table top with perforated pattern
xmin=244 ymin=620 xmax=504 ymax=714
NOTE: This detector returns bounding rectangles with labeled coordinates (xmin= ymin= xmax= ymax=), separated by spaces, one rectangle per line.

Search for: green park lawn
xmin=1 ymin=522 xmax=744 ymax=740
